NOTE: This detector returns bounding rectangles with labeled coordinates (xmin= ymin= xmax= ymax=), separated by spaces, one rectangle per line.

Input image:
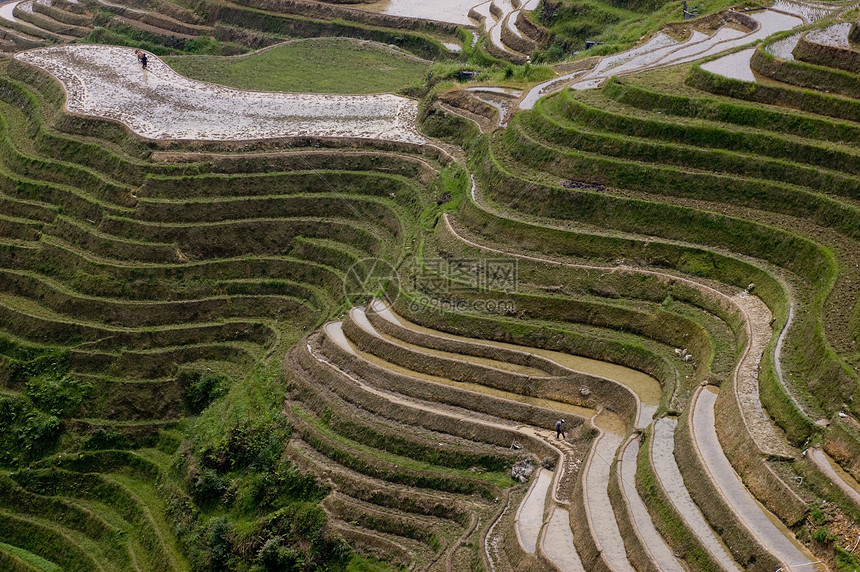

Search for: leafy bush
xmin=0 ymin=397 xmax=60 ymax=465
xmin=190 ymin=468 xmax=230 ymax=507
xmin=812 ymin=526 xmax=834 ymax=543
xmin=183 ymin=371 xmax=229 ymax=415
xmin=207 ymin=517 xmax=234 ymax=570
xmin=26 ymin=373 xmax=91 ymax=417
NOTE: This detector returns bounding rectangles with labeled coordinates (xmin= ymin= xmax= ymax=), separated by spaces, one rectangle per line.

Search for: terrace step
xmin=0 ymin=1 xmax=64 ymax=40
xmin=366 ymin=300 xmax=652 ymax=428
xmin=519 ymin=10 xmax=803 ymax=109
xmin=14 ymin=1 xmax=87 ymax=36
xmin=300 ymin=323 xmax=603 ymax=567
xmin=325 ymin=515 xmax=419 ymax=568
xmin=284 ymin=399 xmax=505 ymax=499
xmin=544 ymin=89 xmax=860 ymax=176
xmin=341 ymin=307 xmax=598 ymax=422
xmin=523 ymin=103 xmax=860 ymax=203
xmin=688 ymin=387 xmax=818 ymax=570
xmin=649 ymin=417 xmax=742 ymax=570
xmin=614 ymin=436 xmax=684 ymax=571
xmin=807 ymin=447 xmax=860 ymax=510
xmin=286 ymin=437 xmax=476 ymax=524
xmin=319 ymin=306 xmax=688 ymax=569
xmin=92 ymin=0 xmax=210 ymax=36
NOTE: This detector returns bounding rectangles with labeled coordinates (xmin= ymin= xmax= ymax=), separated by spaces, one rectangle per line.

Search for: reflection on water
xmin=340 ymin=322 xmax=596 ymax=418
xmin=516 ymin=468 xmax=552 ymax=553
xmin=378 ymin=303 xmax=664 ymax=412
xmin=341 ymin=0 xmax=477 ymax=25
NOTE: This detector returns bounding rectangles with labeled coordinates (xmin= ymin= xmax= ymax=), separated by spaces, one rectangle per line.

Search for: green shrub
xmin=207 ymin=517 xmax=234 ymax=570
xmin=25 ymin=373 xmax=91 ymax=417
xmin=0 ymin=397 xmax=60 ymax=465
xmin=183 ymin=371 xmax=229 ymax=415
xmin=835 ymin=545 xmax=860 ymax=572
xmin=82 ymin=429 xmax=134 ymax=450
xmin=812 ymin=526 xmax=834 ymax=543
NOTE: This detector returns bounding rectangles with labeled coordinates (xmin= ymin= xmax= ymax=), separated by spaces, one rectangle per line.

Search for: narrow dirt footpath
xmin=730 ymin=291 xmax=794 ymax=457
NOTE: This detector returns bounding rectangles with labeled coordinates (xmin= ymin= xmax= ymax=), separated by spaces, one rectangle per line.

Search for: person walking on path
xmin=555 ymin=419 xmax=566 ymax=440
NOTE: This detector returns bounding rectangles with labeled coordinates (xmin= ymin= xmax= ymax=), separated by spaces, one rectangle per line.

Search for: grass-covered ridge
xmin=164 ymin=38 xmax=433 ymax=95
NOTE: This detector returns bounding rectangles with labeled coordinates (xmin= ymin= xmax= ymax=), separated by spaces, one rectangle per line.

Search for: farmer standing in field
xmin=555 ymin=419 xmax=566 ymax=440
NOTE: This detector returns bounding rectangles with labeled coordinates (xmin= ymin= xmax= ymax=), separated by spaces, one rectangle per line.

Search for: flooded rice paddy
xmin=693 ymin=388 xmax=819 ymax=569
xmin=516 ymin=468 xmax=551 ymax=552
xmin=543 ymin=508 xmax=585 ymax=572
xmin=15 ymin=45 xmax=425 ymax=143
xmin=372 ymin=301 xmax=663 ymax=423
xmin=585 ymin=416 xmax=635 ymax=572
xmin=619 ymin=438 xmax=685 ymax=571
xmin=651 ymin=417 xmax=742 ymax=571
xmin=340 ymin=0 xmax=478 ymax=25
xmin=700 ymin=48 xmax=757 ymax=83
xmin=338 ymin=313 xmax=597 ymax=418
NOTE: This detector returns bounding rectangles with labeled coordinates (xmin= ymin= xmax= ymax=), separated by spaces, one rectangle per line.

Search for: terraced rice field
xmin=0 ymin=0 xmax=859 ymax=570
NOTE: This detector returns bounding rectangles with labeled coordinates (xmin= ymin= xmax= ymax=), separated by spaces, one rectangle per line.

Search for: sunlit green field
xmin=165 ymin=37 xmax=432 ymax=94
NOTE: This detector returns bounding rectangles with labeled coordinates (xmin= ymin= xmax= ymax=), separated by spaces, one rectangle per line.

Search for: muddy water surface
xmin=516 ymin=468 xmax=551 ymax=553
xmin=586 ymin=413 xmax=635 ymax=572
xmin=651 ymin=417 xmax=741 ymax=571
xmin=342 ymin=0 xmax=477 ymax=25
xmin=378 ymin=304 xmax=662 ymax=419
xmin=325 ymin=322 xmax=356 ymax=355
xmin=543 ymin=508 xmax=585 ymax=572
xmin=700 ymin=48 xmax=757 ymax=82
